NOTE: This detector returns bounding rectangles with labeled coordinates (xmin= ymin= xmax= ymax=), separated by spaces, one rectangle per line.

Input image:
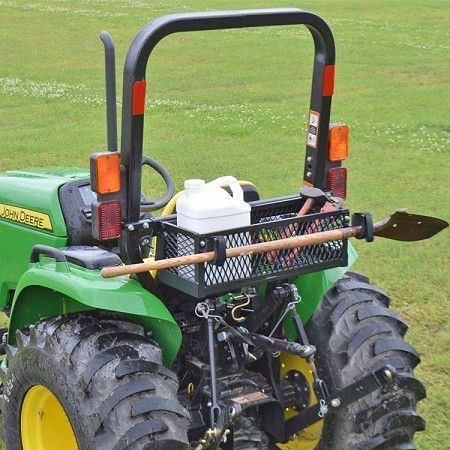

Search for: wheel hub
xmin=21 ymin=385 xmax=78 ymax=450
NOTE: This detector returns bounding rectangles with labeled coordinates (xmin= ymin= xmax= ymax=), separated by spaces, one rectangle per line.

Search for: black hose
xmin=140 ymin=155 xmax=175 ymax=212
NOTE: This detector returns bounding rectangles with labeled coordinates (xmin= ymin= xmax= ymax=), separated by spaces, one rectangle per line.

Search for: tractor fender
xmin=8 ymin=260 xmax=182 ymax=366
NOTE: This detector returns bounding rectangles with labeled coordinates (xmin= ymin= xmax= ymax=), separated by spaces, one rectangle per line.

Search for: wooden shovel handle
xmin=101 ymin=225 xmax=361 ymax=279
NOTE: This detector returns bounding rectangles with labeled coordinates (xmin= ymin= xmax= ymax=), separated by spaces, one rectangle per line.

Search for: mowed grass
xmin=0 ymin=0 xmax=448 ymax=448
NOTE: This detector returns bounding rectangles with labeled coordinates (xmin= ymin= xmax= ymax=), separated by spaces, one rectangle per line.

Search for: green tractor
xmin=0 ymin=8 xmax=447 ymax=450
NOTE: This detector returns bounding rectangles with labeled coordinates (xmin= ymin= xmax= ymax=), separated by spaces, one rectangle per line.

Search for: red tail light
xmin=92 ymin=201 xmax=122 ymax=240
xmin=327 ymin=167 xmax=347 ymax=199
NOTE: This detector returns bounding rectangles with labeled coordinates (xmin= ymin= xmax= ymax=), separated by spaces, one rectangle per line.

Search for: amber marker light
xmin=328 ymin=125 xmax=349 ymax=162
xmin=90 ymin=152 xmax=121 ymax=195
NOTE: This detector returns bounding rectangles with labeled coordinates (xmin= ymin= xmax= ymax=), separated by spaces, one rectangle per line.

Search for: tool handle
xmin=101 ymin=226 xmax=360 ymax=278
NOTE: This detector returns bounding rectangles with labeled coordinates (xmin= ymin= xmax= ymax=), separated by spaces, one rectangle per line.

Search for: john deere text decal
xmin=0 ymin=204 xmax=53 ymax=231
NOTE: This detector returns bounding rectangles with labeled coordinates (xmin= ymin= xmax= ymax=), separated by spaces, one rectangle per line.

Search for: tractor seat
xmin=224 ymin=183 xmax=260 ymax=202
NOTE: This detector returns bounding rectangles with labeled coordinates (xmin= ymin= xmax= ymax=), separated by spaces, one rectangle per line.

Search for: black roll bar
xmin=120 ymin=8 xmax=336 ymax=224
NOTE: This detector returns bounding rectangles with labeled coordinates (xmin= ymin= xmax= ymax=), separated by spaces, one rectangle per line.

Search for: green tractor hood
xmin=0 ymin=168 xmax=88 ymax=237
xmin=0 ymin=168 xmax=88 ymax=308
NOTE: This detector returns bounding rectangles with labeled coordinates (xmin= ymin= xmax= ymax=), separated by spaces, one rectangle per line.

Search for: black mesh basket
xmin=155 ymin=196 xmax=349 ymax=298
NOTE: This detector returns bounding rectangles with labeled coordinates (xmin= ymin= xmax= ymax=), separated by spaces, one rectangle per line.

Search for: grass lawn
xmin=0 ymin=0 xmax=448 ymax=448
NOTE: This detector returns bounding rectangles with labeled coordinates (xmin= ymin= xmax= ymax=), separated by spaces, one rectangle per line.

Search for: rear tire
xmin=306 ymin=272 xmax=426 ymax=449
xmin=2 ymin=312 xmax=191 ymax=450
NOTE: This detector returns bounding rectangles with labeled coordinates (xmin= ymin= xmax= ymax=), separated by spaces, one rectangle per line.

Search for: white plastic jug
xmin=177 ymin=176 xmax=251 ymax=233
xmin=176 ymin=176 xmax=251 ymax=283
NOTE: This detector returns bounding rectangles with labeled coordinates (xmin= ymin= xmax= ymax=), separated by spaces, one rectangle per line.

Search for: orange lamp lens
xmin=328 ymin=125 xmax=349 ymax=162
xmin=93 ymin=152 xmax=121 ymax=194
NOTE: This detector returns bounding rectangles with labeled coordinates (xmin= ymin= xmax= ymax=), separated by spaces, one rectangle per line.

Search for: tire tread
xmin=306 ymin=272 xmax=425 ymax=450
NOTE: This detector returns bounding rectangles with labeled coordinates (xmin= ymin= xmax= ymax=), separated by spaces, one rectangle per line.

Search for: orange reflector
xmin=328 ymin=125 xmax=349 ymax=162
xmin=93 ymin=201 xmax=122 ymax=240
xmin=323 ymin=65 xmax=335 ymax=97
xmin=327 ymin=167 xmax=347 ymax=199
xmin=133 ymin=80 xmax=147 ymax=115
xmin=90 ymin=152 xmax=121 ymax=195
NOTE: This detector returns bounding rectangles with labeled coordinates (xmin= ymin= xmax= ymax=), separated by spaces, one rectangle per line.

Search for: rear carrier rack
xmin=155 ymin=196 xmax=349 ymax=298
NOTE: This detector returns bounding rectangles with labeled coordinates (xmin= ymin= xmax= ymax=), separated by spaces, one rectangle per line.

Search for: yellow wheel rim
xmin=21 ymin=385 xmax=78 ymax=450
xmin=277 ymin=353 xmax=323 ymax=450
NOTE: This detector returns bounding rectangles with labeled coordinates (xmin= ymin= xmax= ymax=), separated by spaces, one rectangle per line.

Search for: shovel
xmin=100 ymin=210 xmax=448 ymax=278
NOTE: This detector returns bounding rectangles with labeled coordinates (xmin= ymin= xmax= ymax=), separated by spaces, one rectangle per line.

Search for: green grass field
xmin=0 ymin=0 xmax=448 ymax=448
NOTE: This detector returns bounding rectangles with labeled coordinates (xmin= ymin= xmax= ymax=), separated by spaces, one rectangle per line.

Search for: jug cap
xmin=184 ymin=179 xmax=205 ymax=196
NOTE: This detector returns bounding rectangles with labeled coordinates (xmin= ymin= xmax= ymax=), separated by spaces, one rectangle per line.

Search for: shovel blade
xmin=375 ymin=210 xmax=448 ymax=241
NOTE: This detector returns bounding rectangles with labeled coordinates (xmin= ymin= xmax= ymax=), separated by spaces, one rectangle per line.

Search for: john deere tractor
xmin=0 ymin=8 xmax=447 ymax=450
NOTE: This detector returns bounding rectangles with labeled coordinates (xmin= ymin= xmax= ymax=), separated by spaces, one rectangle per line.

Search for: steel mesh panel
xmin=163 ymin=230 xmax=196 ymax=280
xmin=157 ymin=199 xmax=348 ymax=296
xmin=204 ymin=232 xmax=252 ymax=286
